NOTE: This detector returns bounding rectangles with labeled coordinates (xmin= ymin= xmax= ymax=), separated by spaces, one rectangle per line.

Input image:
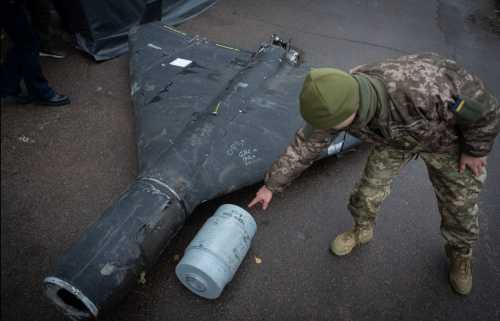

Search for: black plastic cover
xmin=60 ymin=0 xmax=216 ymax=61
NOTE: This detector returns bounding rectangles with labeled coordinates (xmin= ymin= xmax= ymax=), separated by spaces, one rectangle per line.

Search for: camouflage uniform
xmin=264 ymin=53 xmax=500 ymax=256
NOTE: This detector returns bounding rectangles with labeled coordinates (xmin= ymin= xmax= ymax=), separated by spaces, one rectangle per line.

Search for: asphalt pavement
xmin=2 ymin=0 xmax=499 ymax=320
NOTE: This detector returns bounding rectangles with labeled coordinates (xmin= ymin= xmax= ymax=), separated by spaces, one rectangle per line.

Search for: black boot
xmin=36 ymin=93 xmax=70 ymax=106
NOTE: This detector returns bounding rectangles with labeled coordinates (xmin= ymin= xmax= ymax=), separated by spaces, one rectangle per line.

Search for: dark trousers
xmin=0 ymin=1 xmax=54 ymax=99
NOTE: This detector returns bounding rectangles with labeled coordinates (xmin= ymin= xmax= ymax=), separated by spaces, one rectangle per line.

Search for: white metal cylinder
xmin=175 ymin=204 xmax=257 ymax=299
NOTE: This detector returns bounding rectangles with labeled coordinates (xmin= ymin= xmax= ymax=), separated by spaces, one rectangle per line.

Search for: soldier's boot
xmin=330 ymin=224 xmax=374 ymax=256
xmin=446 ymin=246 xmax=472 ymax=295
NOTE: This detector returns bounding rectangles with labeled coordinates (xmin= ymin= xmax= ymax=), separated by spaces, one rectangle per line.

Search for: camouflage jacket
xmin=265 ymin=53 xmax=500 ymax=193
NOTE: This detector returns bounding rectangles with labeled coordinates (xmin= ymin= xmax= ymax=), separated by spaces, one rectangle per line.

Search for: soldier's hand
xmin=459 ymin=153 xmax=487 ymax=177
xmin=248 ymin=185 xmax=273 ymax=210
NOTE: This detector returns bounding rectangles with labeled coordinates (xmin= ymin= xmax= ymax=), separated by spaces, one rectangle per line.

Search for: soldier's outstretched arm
xmin=248 ymin=126 xmax=335 ymax=210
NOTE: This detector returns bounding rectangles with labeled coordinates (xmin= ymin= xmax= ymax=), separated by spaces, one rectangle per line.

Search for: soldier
xmin=248 ymin=53 xmax=500 ymax=295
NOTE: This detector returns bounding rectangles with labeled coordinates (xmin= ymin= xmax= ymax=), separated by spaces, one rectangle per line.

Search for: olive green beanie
xmin=299 ymin=68 xmax=359 ymax=129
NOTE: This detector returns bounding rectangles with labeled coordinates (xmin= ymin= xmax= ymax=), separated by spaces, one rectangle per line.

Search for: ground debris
xmin=138 ymin=271 xmax=147 ymax=285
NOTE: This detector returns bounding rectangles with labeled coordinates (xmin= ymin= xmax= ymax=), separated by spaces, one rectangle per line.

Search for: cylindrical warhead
xmin=176 ymin=204 xmax=257 ymax=299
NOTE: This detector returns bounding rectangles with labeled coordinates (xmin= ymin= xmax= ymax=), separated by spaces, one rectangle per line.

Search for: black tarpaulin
xmin=63 ymin=0 xmax=216 ymax=61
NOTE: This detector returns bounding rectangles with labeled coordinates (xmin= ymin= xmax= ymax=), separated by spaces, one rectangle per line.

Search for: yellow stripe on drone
xmin=163 ymin=25 xmax=187 ymax=36
xmin=212 ymin=102 xmax=221 ymax=114
xmin=456 ymin=100 xmax=465 ymax=113
xmin=215 ymin=43 xmax=240 ymax=52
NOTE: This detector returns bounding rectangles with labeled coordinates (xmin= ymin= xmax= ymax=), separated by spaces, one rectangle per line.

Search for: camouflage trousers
xmin=348 ymin=145 xmax=487 ymax=256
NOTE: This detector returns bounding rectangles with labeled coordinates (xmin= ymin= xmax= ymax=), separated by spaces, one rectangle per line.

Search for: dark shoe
xmin=37 ymin=93 xmax=70 ymax=106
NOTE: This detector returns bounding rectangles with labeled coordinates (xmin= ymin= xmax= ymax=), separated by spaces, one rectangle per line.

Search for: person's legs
xmin=27 ymin=0 xmax=52 ymax=37
xmin=420 ymin=151 xmax=486 ymax=294
xmin=349 ymin=145 xmax=413 ymax=227
xmin=1 ymin=1 xmax=69 ymax=106
xmin=331 ymin=145 xmax=413 ymax=255
xmin=1 ymin=3 xmax=23 ymax=97
xmin=4 ymin=3 xmax=55 ymax=99
xmin=1 ymin=2 xmax=54 ymax=99
xmin=0 ymin=40 xmax=23 ymax=97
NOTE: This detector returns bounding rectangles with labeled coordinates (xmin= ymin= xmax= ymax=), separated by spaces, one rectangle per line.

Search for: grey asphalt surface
xmin=2 ymin=1 xmax=500 ymax=320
